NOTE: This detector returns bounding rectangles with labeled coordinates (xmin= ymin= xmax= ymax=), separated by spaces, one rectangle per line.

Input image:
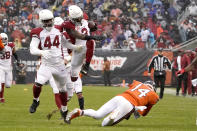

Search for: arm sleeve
xmin=148 ymin=57 xmax=155 ymax=73
xmin=30 ymin=37 xmax=43 ymax=55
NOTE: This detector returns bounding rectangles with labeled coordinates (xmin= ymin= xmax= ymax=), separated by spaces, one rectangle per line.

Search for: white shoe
xmin=107 ymin=110 xmax=119 ymax=126
xmin=66 ymin=108 xmax=82 ymax=124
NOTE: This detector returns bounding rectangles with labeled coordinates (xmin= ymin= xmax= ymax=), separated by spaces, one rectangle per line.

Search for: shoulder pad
xmin=30 ymin=28 xmax=43 ymax=38
xmin=54 ymin=25 xmax=63 ymax=32
xmin=61 ymin=21 xmax=75 ymax=30
xmin=8 ymin=42 xmax=15 ymax=48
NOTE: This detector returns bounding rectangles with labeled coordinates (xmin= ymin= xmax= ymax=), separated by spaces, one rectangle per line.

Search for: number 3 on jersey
xmin=131 ymin=84 xmax=150 ymax=97
xmin=44 ymin=35 xmax=60 ymax=49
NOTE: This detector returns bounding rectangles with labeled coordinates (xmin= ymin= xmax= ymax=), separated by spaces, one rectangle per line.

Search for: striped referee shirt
xmin=148 ymin=55 xmax=171 ymax=72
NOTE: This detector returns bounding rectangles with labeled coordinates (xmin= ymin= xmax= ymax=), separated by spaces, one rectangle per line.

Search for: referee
xmin=148 ymin=48 xmax=171 ymax=99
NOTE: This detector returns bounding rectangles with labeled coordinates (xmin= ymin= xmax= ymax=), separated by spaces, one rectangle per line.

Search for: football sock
xmin=0 ymin=83 xmax=5 ymax=99
xmin=59 ymin=92 xmax=67 ymax=106
xmin=61 ymin=106 xmax=67 ymax=112
xmin=33 ymin=84 xmax=42 ymax=99
xmin=55 ymin=93 xmax=61 ymax=109
xmin=86 ymin=40 xmax=94 ymax=63
xmin=78 ymin=97 xmax=84 ymax=110
xmin=33 ymin=98 xmax=39 ymax=102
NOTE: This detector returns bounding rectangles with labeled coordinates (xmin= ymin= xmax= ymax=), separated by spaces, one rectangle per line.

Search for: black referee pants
xmin=154 ymin=75 xmax=166 ymax=99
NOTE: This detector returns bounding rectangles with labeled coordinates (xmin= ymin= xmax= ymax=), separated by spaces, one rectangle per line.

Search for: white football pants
xmin=0 ymin=68 xmax=12 ymax=87
xmin=83 ymin=96 xmax=134 ymax=126
xmin=35 ymin=63 xmax=68 ymax=92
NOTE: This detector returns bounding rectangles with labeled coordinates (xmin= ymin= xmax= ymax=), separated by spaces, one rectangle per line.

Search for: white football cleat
xmin=102 ymin=110 xmax=119 ymax=126
xmin=66 ymin=108 xmax=82 ymax=124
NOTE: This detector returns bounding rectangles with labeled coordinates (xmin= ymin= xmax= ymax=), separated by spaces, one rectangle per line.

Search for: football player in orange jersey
xmin=66 ymin=80 xmax=159 ymax=126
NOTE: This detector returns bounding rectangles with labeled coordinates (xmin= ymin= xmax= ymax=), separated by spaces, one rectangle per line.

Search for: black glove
xmin=85 ymin=35 xmax=105 ymax=41
xmin=90 ymin=23 xmax=97 ymax=32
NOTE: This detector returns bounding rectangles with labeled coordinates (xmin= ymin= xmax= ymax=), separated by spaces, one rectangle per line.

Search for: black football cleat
xmin=29 ymin=100 xmax=40 ymax=113
xmin=80 ymin=63 xmax=89 ymax=75
xmin=60 ymin=110 xmax=69 ymax=124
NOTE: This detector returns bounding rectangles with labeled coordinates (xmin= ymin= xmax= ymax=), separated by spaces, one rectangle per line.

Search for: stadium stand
xmin=0 ymin=0 xmax=196 ymax=51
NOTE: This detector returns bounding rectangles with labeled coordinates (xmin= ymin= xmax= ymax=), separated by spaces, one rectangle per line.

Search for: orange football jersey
xmin=118 ymin=80 xmax=159 ymax=115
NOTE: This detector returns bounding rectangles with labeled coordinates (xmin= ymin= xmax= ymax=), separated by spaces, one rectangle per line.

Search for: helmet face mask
xmin=42 ymin=19 xmax=54 ymax=28
xmin=71 ymin=16 xmax=83 ymax=25
xmin=0 ymin=33 xmax=8 ymax=45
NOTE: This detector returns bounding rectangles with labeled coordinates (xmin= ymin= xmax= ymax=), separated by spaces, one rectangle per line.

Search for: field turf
xmin=0 ymin=84 xmax=197 ymax=131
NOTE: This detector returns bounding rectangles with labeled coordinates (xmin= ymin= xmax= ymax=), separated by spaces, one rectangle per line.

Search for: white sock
xmin=33 ymin=98 xmax=39 ymax=102
xmin=61 ymin=106 xmax=67 ymax=112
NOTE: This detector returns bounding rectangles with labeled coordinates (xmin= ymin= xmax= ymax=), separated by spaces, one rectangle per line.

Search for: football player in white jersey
xmin=29 ymin=9 xmax=82 ymax=123
xmin=0 ymin=33 xmax=19 ymax=103
xmin=47 ymin=17 xmax=85 ymax=120
xmin=61 ymin=5 xmax=102 ymax=81
xmin=54 ymin=16 xmax=85 ymax=110
xmin=61 ymin=5 xmax=98 ymax=82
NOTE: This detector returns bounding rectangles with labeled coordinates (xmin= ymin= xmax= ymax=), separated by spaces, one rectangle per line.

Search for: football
xmin=88 ymin=21 xmax=97 ymax=32
xmin=88 ymin=21 xmax=96 ymax=29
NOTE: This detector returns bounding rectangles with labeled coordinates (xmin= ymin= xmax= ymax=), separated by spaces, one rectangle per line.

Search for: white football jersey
xmin=0 ymin=42 xmax=14 ymax=71
xmin=31 ymin=27 xmax=64 ymax=66
xmin=75 ymin=19 xmax=90 ymax=46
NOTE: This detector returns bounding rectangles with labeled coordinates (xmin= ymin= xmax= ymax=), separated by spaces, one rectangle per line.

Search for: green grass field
xmin=0 ymin=85 xmax=197 ymax=131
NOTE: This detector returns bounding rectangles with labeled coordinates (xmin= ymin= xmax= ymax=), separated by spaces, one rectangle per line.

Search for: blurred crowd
xmin=0 ymin=0 xmax=197 ymax=51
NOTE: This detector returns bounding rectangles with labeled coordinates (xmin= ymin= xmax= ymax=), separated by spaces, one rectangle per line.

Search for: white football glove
xmin=41 ymin=50 xmax=51 ymax=59
xmin=135 ymin=106 xmax=147 ymax=111
xmin=75 ymin=45 xmax=84 ymax=53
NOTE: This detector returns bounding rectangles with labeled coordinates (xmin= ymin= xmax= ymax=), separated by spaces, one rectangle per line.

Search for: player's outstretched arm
xmin=67 ymin=28 xmax=104 ymax=41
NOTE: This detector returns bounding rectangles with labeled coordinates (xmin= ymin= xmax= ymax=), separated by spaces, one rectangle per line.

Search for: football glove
xmin=85 ymin=35 xmax=105 ymax=41
xmin=41 ymin=50 xmax=51 ymax=59
xmin=176 ymin=68 xmax=185 ymax=76
xmin=135 ymin=106 xmax=147 ymax=111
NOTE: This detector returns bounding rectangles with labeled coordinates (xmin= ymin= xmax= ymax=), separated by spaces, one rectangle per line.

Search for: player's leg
xmin=29 ymin=64 xmax=52 ymax=113
xmin=71 ymin=48 xmax=86 ymax=81
xmin=74 ymin=77 xmax=84 ymax=109
xmin=102 ymin=96 xmax=134 ymax=126
xmin=53 ymin=64 xmax=70 ymax=123
xmin=0 ymin=69 xmax=5 ymax=103
xmin=49 ymin=77 xmax=61 ymax=109
xmin=159 ymin=75 xmax=166 ymax=99
xmin=176 ymin=75 xmax=182 ymax=96
xmin=65 ymin=66 xmax=74 ymax=101
xmin=5 ymin=70 xmax=12 ymax=88
xmin=66 ymin=82 xmax=74 ymax=101
xmin=183 ymin=73 xmax=188 ymax=96
xmin=81 ymin=40 xmax=95 ymax=75
xmin=66 ymin=95 xmax=119 ymax=124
